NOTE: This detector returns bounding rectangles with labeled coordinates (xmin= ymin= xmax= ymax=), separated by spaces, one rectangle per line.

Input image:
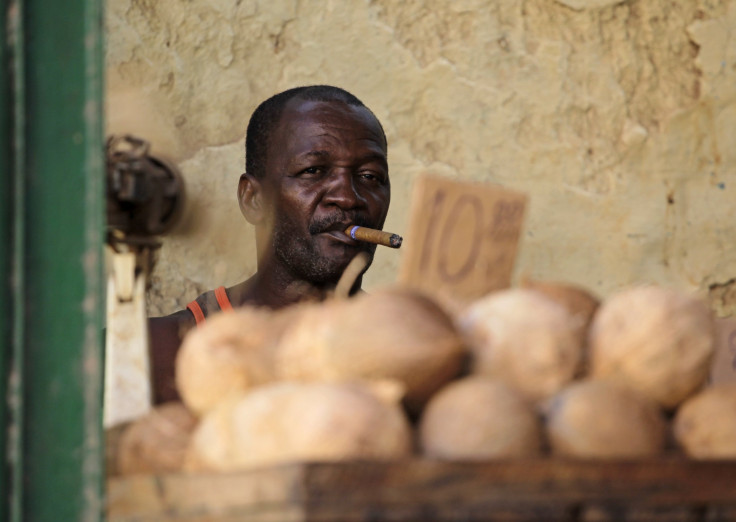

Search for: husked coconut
xmin=545 ymin=380 xmax=667 ymax=459
xmin=274 ymin=287 xmax=465 ymax=412
xmin=186 ymin=381 xmax=412 ymax=472
xmin=175 ymin=305 xmax=300 ymax=415
xmin=183 ymin=395 xmax=237 ymax=471
xmin=589 ymin=285 xmax=715 ymax=409
xmin=117 ymin=402 xmax=198 ymax=475
xmin=419 ymin=377 xmax=543 ymax=459
xmin=521 ymin=279 xmax=599 ymax=338
xmin=674 ymin=383 xmax=736 ymax=459
xmin=458 ymin=289 xmax=584 ymax=402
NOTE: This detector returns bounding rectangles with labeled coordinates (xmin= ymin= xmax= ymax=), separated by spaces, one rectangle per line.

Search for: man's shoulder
xmin=149 ymin=286 xmax=222 ymax=324
xmin=148 ymin=309 xmax=195 ymax=404
xmin=150 ymin=308 xmax=195 ymax=326
xmin=148 ymin=308 xmax=195 ymax=350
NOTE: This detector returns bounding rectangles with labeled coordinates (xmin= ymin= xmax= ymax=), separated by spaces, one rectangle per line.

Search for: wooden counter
xmin=107 ymin=458 xmax=736 ymax=521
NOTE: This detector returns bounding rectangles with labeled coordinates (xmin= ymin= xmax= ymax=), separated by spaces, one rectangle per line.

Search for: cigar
xmin=345 ymin=225 xmax=403 ymax=249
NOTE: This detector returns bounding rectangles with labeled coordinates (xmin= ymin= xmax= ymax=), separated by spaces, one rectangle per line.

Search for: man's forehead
xmin=276 ymin=98 xmax=385 ymax=147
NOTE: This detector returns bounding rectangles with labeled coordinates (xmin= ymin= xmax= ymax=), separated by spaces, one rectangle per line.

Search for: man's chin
xmin=272 ymin=234 xmax=375 ymax=286
xmin=312 ymin=245 xmax=374 ymax=284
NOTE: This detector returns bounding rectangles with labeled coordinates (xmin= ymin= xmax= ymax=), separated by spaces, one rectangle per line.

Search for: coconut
xmin=589 ymin=285 xmax=716 ymax=409
xmin=185 ymin=381 xmax=412 ymax=472
xmin=116 ymin=402 xmax=198 ymax=475
xmin=419 ymin=377 xmax=543 ymax=459
xmin=545 ymin=380 xmax=667 ymax=459
xmin=521 ymin=279 xmax=599 ymax=338
xmin=273 ymin=287 xmax=465 ymax=412
xmin=673 ymin=383 xmax=736 ymax=459
xmin=458 ymin=288 xmax=584 ymax=402
xmin=175 ymin=305 xmax=301 ymax=415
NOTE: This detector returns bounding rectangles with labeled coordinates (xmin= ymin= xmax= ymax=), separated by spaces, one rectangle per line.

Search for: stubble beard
xmin=271 ymin=217 xmax=376 ymax=286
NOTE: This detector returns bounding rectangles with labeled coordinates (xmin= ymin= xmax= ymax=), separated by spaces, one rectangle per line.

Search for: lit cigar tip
xmin=389 ymin=234 xmax=403 ymax=248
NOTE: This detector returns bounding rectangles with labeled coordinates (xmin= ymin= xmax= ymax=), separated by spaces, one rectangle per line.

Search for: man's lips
xmin=312 ymin=221 xmax=369 ymax=246
xmin=320 ymin=228 xmax=360 ymax=246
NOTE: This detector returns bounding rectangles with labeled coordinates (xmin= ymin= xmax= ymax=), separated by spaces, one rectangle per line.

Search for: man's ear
xmin=238 ymin=173 xmax=265 ymax=224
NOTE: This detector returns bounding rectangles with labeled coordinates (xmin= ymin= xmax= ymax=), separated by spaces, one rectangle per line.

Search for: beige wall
xmin=106 ymin=0 xmax=736 ymax=317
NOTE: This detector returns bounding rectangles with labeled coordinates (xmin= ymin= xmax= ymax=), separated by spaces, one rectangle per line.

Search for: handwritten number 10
xmin=419 ymin=189 xmax=488 ymax=284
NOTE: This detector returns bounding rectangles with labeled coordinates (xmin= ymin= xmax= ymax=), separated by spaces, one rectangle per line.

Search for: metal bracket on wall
xmin=103 ymin=134 xmax=185 ymax=429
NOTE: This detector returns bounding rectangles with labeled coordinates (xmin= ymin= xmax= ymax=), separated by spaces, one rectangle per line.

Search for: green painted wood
xmin=9 ymin=0 xmax=105 ymax=520
xmin=0 ymin=0 xmax=12 ymax=519
xmin=3 ymin=1 xmax=27 ymax=521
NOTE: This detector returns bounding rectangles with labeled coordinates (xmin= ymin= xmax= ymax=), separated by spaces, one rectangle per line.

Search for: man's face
xmin=260 ymin=98 xmax=390 ymax=284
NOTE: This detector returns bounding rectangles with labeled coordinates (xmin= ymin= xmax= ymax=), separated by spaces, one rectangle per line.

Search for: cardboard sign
xmin=399 ymin=175 xmax=527 ymax=303
xmin=710 ymin=317 xmax=736 ymax=385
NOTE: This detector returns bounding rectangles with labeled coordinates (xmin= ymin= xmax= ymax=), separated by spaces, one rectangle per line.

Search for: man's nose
xmin=323 ymin=169 xmax=364 ymax=209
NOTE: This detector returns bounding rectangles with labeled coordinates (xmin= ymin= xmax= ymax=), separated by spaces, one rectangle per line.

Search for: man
xmin=149 ymin=85 xmax=391 ymax=402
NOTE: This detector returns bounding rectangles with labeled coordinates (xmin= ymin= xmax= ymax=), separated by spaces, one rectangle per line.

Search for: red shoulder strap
xmin=215 ymin=286 xmax=233 ymax=312
xmin=186 ymin=300 xmax=206 ymax=326
xmin=186 ymin=287 xmax=232 ymax=327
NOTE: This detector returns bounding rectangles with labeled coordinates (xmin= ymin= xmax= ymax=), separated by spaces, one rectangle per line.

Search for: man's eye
xmin=300 ymin=167 xmax=322 ymax=176
xmin=359 ymin=171 xmax=384 ymax=183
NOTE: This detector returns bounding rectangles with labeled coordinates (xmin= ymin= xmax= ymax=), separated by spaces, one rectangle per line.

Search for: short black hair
xmin=245 ymin=85 xmax=386 ymax=179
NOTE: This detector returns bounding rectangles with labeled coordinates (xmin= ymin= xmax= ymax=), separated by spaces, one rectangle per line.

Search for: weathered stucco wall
xmin=106 ymin=0 xmax=736 ymax=317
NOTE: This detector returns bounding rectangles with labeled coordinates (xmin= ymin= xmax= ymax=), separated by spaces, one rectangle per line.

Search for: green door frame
xmin=1 ymin=0 xmax=105 ymax=520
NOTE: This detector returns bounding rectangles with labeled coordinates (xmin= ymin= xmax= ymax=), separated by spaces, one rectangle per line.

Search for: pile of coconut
xmin=111 ymin=281 xmax=736 ymax=476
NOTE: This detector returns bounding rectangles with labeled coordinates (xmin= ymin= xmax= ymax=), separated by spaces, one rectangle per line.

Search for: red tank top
xmin=186 ymin=286 xmax=233 ymax=326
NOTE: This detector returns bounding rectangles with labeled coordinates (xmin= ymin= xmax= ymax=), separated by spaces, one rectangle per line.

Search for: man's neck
xmin=227 ymin=267 xmax=361 ymax=310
